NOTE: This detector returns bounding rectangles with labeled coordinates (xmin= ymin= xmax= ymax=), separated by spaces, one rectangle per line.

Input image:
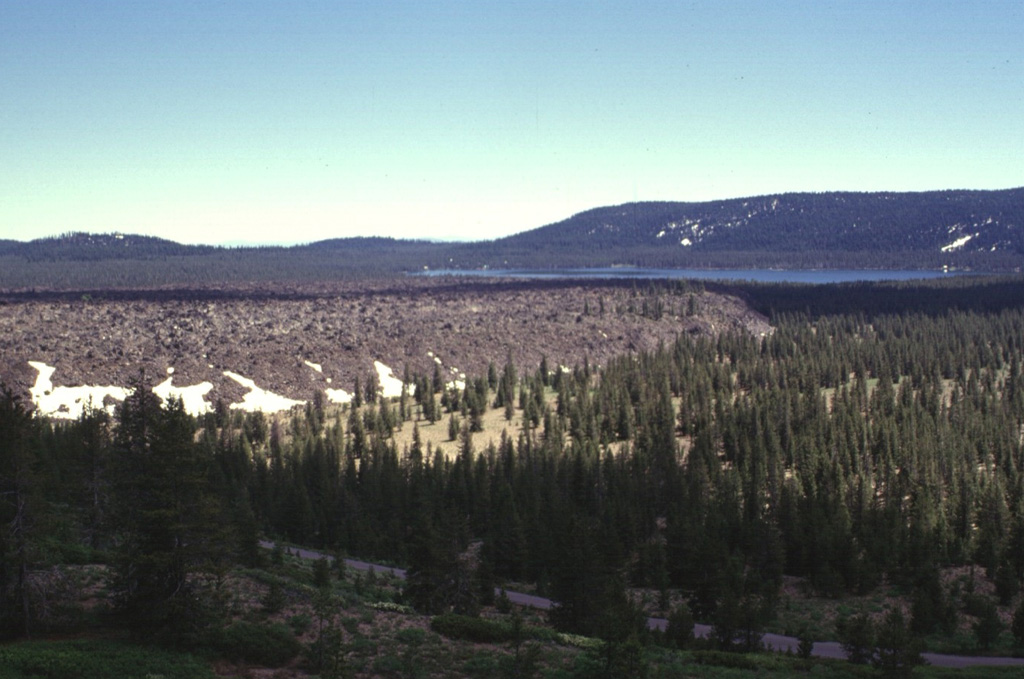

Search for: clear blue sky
xmin=2 ymin=1 xmax=1021 ymax=244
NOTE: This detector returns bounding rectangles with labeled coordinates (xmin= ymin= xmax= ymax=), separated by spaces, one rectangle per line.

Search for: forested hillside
xmin=0 ymin=232 xmax=217 ymax=260
xmin=1 ymin=189 xmax=1020 ymax=289
xmin=496 ymin=189 xmax=1024 ymax=253
xmin=240 ymin=282 xmax=1024 ymax=633
xmin=451 ymin=189 xmax=1024 ymax=270
xmin=4 ymin=278 xmax=1024 ymax=673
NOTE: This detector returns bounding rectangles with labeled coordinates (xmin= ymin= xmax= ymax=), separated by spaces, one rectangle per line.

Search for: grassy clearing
xmin=389 ymin=387 xmax=559 ymax=460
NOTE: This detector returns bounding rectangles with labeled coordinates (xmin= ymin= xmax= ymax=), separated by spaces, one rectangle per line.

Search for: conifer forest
xmin=3 ymin=277 xmax=1024 ymax=678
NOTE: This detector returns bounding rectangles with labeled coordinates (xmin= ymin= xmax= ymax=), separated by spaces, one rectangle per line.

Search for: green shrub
xmin=461 ymin=653 xmax=499 ymax=676
xmin=372 ymin=652 xmax=405 ymax=675
xmin=347 ymin=634 xmax=379 ymax=657
xmin=495 ymin=589 xmax=512 ymax=613
xmin=215 ymin=621 xmax=301 ymax=667
xmin=262 ymin=580 xmax=286 ymax=614
xmin=396 ymin=627 xmax=426 ymax=646
xmin=430 ymin=614 xmax=512 ymax=643
xmin=288 ymin=612 xmax=312 ymax=635
xmin=0 ymin=640 xmax=216 ymax=679
xmin=963 ymin=593 xmax=992 ymax=618
xmin=525 ymin=626 xmax=558 ymax=642
xmin=691 ymin=650 xmax=760 ymax=670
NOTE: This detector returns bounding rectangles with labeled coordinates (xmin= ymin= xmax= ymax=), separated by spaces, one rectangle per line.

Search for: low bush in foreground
xmin=430 ymin=613 xmax=570 ymax=647
xmin=0 ymin=640 xmax=215 ymax=679
xmin=431 ymin=613 xmax=515 ymax=643
xmin=214 ymin=620 xmax=301 ymax=667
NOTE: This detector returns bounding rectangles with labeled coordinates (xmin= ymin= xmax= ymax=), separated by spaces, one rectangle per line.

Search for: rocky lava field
xmin=0 ymin=277 xmax=770 ymax=416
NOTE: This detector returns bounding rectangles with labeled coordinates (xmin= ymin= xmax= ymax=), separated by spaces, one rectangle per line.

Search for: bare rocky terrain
xmin=0 ymin=277 xmax=770 ymax=413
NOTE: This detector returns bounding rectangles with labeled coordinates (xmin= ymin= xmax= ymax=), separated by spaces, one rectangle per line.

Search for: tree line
xmin=3 ymin=281 xmax=1024 ymax=653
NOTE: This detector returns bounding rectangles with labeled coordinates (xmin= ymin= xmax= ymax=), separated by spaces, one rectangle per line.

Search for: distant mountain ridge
xmin=489 ymin=188 xmax=1024 ymax=255
xmin=2 ymin=189 xmax=1021 ymax=286
xmin=1 ymin=231 xmax=216 ymax=261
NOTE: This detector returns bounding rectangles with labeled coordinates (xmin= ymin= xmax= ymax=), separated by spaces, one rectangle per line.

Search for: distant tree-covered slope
xmin=3 ymin=232 xmax=217 ymax=261
xmin=2 ymin=189 xmax=1021 ymax=288
xmin=493 ymin=189 xmax=1024 ymax=253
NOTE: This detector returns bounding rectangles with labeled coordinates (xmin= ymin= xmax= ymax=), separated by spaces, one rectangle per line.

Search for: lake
xmin=415 ymin=268 xmax=977 ymax=284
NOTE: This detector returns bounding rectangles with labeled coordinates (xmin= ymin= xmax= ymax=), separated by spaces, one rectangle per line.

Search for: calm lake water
xmin=415 ymin=268 xmax=974 ymax=284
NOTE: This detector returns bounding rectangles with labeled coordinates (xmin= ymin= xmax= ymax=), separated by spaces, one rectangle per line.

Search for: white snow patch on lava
xmin=153 ymin=376 xmax=213 ymax=416
xmin=325 ymin=388 xmax=353 ymax=404
xmin=223 ymin=371 xmax=305 ymax=412
xmin=27 ymin=361 xmax=129 ymax=420
xmin=374 ymin=361 xmax=405 ymax=398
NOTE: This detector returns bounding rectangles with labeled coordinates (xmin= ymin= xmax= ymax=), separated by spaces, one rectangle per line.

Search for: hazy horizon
xmin=5 ymin=184 xmax=1023 ymax=248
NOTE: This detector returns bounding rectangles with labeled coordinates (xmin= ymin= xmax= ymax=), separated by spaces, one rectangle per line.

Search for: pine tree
xmin=1012 ymin=598 xmax=1024 ymax=647
xmin=873 ymin=608 xmax=923 ymax=678
xmin=0 ymin=386 xmax=40 ymax=638
xmin=448 ymin=413 xmax=460 ymax=442
xmin=837 ymin=612 xmax=875 ymax=665
xmin=973 ymin=599 xmax=1004 ymax=650
xmin=665 ymin=602 xmax=694 ymax=649
xmin=109 ymin=379 xmax=231 ymax=636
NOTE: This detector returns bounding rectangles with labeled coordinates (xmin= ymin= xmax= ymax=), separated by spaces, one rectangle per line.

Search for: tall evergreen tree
xmin=109 ymin=379 xmax=231 ymax=636
xmin=0 ymin=386 xmax=40 ymax=638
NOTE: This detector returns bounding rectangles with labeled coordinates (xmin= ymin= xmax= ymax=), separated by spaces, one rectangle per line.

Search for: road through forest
xmin=261 ymin=541 xmax=1024 ymax=669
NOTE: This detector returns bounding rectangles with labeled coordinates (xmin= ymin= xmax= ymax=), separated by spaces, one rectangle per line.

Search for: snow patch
xmin=28 ymin=361 xmax=129 ymax=420
xmin=374 ymin=361 xmax=404 ymax=398
xmin=325 ymin=388 xmax=353 ymax=405
xmin=304 ymin=360 xmax=323 ymax=373
xmin=223 ymin=371 xmax=305 ymax=412
xmin=941 ymin=234 xmax=975 ymax=252
xmin=680 ymin=238 xmax=692 ymax=246
xmin=153 ymin=377 xmax=213 ymax=416
xmin=656 ymin=230 xmax=666 ymax=238
xmin=449 ymin=369 xmax=467 ymax=390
